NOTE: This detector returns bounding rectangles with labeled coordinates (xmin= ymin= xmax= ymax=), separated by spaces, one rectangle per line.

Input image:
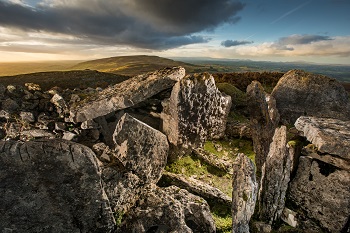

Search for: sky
xmin=0 ymin=0 xmax=350 ymax=64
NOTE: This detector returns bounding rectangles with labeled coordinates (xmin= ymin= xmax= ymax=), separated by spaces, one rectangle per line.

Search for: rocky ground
xmin=0 ymin=67 xmax=349 ymax=233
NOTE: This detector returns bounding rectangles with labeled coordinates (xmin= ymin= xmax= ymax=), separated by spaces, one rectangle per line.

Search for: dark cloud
xmin=278 ymin=34 xmax=333 ymax=45
xmin=221 ymin=39 xmax=253 ymax=47
xmin=0 ymin=0 xmax=244 ymax=49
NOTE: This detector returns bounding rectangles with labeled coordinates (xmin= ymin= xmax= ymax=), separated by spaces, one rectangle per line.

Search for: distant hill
xmin=71 ymin=55 xmax=205 ymax=76
xmin=0 ymin=70 xmax=129 ymax=91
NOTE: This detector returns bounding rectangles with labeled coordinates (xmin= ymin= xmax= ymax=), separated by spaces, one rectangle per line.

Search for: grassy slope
xmin=0 ymin=70 xmax=129 ymax=91
xmin=0 ymin=61 xmax=82 ymax=76
xmin=71 ymin=55 xmax=205 ymax=76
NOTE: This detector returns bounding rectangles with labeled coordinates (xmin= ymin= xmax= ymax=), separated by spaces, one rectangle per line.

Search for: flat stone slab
xmin=295 ymin=116 xmax=350 ymax=161
xmin=70 ymin=67 xmax=185 ymax=122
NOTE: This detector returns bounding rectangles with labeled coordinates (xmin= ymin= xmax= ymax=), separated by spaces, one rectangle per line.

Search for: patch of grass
xmin=230 ymin=138 xmax=255 ymax=164
xmin=216 ymin=82 xmax=247 ymax=107
xmin=211 ymin=203 xmax=232 ymax=233
xmin=165 ymin=155 xmax=232 ymax=197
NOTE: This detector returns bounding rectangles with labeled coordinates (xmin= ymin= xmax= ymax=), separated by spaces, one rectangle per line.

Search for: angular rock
xmin=2 ymin=98 xmax=20 ymax=112
xmin=225 ymin=120 xmax=252 ymax=139
xmin=271 ymin=70 xmax=350 ymax=124
xmin=161 ymin=171 xmax=232 ymax=206
xmin=247 ymin=81 xmax=280 ymax=174
xmin=70 ymin=67 xmax=185 ymax=122
xmin=25 ymin=83 xmax=41 ymax=91
xmin=193 ymin=148 xmax=233 ymax=174
xmin=0 ymin=140 xmax=115 ymax=232
xmin=119 ymin=185 xmax=215 ymax=233
xmin=161 ymin=73 xmax=231 ymax=149
xmin=258 ymin=126 xmax=293 ymax=224
xmin=20 ymin=129 xmax=56 ymax=140
xmin=288 ymin=156 xmax=350 ymax=232
xmin=232 ymin=153 xmax=258 ymax=233
xmin=113 ymin=113 xmax=169 ymax=183
xmin=295 ymin=116 xmax=350 ymax=161
xmin=281 ymin=208 xmax=298 ymax=228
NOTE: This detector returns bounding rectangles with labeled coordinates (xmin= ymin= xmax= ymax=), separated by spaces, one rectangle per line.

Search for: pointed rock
xmin=232 ymin=153 xmax=258 ymax=233
xmin=161 ymin=73 xmax=231 ymax=149
xmin=247 ymin=81 xmax=280 ymax=174
xmin=258 ymin=126 xmax=293 ymax=224
xmin=70 ymin=67 xmax=185 ymax=122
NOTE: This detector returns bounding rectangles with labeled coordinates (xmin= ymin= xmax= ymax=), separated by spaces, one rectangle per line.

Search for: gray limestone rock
xmin=161 ymin=73 xmax=231 ymax=150
xmin=271 ymin=70 xmax=350 ymax=124
xmin=232 ymin=153 xmax=258 ymax=233
xmin=247 ymin=81 xmax=280 ymax=174
xmin=112 ymin=113 xmax=169 ymax=184
xmin=295 ymin=116 xmax=350 ymax=161
xmin=288 ymin=156 xmax=350 ymax=232
xmin=119 ymin=185 xmax=215 ymax=233
xmin=70 ymin=67 xmax=185 ymax=122
xmin=20 ymin=111 xmax=35 ymax=123
xmin=258 ymin=126 xmax=293 ymax=224
xmin=0 ymin=139 xmax=115 ymax=233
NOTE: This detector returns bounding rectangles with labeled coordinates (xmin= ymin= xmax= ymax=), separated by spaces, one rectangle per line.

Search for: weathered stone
xmin=247 ymin=81 xmax=280 ymax=174
xmin=81 ymin=119 xmax=99 ymax=129
xmin=0 ymin=109 xmax=10 ymax=119
xmin=161 ymin=171 xmax=232 ymax=206
xmin=113 ymin=113 xmax=169 ymax=183
xmin=62 ymin=131 xmax=78 ymax=141
xmin=225 ymin=121 xmax=252 ymax=139
xmin=161 ymin=73 xmax=231 ymax=149
xmin=271 ymin=70 xmax=350 ymax=124
xmin=70 ymin=67 xmax=185 ymax=122
xmin=50 ymin=93 xmax=68 ymax=110
xmin=25 ymin=83 xmax=41 ymax=91
xmin=251 ymin=222 xmax=272 ymax=233
xmin=6 ymin=85 xmax=24 ymax=98
xmin=55 ymin=122 xmax=66 ymax=131
xmin=232 ymin=153 xmax=258 ymax=233
xmin=20 ymin=129 xmax=56 ymax=139
xmin=281 ymin=208 xmax=298 ymax=228
xmin=0 ymin=84 xmax=6 ymax=99
xmin=2 ymin=98 xmax=20 ymax=112
xmin=288 ymin=156 xmax=350 ymax=232
xmin=20 ymin=111 xmax=35 ymax=123
xmin=258 ymin=126 xmax=293 ymax=224
xmin=295 ymin=116 xmax=350 ymax=161
xmin=119 ymin=185 xmax=215 ymax=233
xmin=0 ymin=140 xmax=115 ymax=232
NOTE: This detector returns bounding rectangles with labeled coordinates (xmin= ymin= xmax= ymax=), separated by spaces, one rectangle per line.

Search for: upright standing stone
xmin=258 ymin=126 xmax=292 ymax=224
xmin=232 ymin=153 xmax=258 ymax=233
xmin=247 ymin=81 xmax=280 ymax=174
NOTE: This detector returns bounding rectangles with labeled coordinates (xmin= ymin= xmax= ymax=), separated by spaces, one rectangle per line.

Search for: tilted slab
xmin=69 ymin=67 xmax=185 ymax=122
xmin=295 ymin=116 xmax=350 ymax=161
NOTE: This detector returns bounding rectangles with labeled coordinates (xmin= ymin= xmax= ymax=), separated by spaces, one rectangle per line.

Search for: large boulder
xmin=161 ymin=73 xmax=231 ymax=149
xmin=232 ymin=153 xmax=258 ymax=233
xmin=271 ymin=70 xmax=350 ymax=124
xmin=288 ymin=156 xmax=350 ymax=232
xmin=119 ymin=185 xmax=216 ymax=233
xmin=247 ymin=81 xmax=279 ymax=174
xmin=0 ymin=139 xmax=115 ymax=233
xmin=70 ymin=67 xmax=185 ymax=122
xmin=258 ymin=126 xmax=293 ymax=225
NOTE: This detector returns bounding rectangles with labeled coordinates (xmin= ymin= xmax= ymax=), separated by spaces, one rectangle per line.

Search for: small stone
xmin=55 ymin=122 xmax=66 ymax=131
xmin=2 ymin=98 xmax=20 ymax=112
xmin=25 ymin=83 xmax=41 ymax=91
xmin=81 ymin=119 xmax=99 ymax=129
xmin=281 ymin=208 xmax=298 ymax=228
xmin=62 ymin=131 xmax=78 ymax=141
xmin=20 ymin=111 xmax=35 ymax=123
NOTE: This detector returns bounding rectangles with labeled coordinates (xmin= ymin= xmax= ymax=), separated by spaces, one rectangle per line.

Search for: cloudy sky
xmin=0 ymin=0 xmax=349 ymax=64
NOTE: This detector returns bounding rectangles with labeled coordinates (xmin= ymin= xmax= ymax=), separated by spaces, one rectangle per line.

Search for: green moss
xmin=165 ymin=155 xmax=208 ymax=176
xmin=230 ymin=138 xmax=255 ymax=164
